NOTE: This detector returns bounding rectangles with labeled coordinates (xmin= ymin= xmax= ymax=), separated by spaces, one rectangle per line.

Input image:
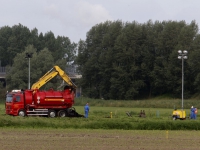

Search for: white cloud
xmin=1 ymin=0 xmax=200 ymax=43
xmin=42 ymin=1 xmax=112 ymax=29
xmin=74 ymin=1 xmax=112 ymax=27
xmin=40 ymin=1 xmax=112 ymax=42
xmin=44 ymin=4 xmax=59 ymax=20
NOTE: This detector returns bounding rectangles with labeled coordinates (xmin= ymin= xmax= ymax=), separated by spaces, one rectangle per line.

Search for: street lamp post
xmin=178 ymin=50 xmax=188 ymax=110
xmin=25 ymin=53 xmax=33 ymax=89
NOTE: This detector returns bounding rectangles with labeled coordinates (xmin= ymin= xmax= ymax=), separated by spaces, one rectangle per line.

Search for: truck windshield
xmin=6 ymin=94 xmax=13 ymax=102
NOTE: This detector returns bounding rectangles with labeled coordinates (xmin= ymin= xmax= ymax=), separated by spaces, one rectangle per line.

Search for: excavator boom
xmin=31 ymin=66 xmax=76 ymax=90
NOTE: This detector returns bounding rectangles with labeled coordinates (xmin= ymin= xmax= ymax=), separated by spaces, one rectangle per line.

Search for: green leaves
xmin=6 ymin=45 xmax=61 ymax=90
xmin=77 ymin=20 xmax=199 ymax=100
xmin=0 ymin=24 xmax=77 ymax=91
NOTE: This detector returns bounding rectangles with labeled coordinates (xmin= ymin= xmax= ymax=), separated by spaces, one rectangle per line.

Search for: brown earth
xmin=0 ymin=128 xmax=200 ymax=150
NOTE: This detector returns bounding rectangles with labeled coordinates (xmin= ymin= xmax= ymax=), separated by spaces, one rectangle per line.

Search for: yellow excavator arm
xmin=31 ymin=66 xmax=77 ymax=90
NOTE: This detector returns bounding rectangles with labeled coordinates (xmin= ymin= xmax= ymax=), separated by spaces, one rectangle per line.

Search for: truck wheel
xmin=18 ymin=110 xmax=26 ymax=117
xmin=48 ymin=109 xmax=56 ymax=118
xmin=58 ymin=110 xmax=66 ymax=117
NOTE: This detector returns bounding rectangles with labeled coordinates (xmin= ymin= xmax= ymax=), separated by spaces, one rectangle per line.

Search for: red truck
xmin=5 ymin=66 xmax=83 ymax=117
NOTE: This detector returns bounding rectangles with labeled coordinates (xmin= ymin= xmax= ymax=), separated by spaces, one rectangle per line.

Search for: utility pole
xmin=25 ymin=53 xmax=33 ymax=89
xmin=178 ymin=50 xmax=188 ymax=110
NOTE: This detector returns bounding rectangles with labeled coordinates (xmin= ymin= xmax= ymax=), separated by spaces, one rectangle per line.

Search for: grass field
xmin=1 ymin=103 xmax=200 ymax=130
xmin=1 ymin=128 xmax=200 ymax=150
xmin=1 ymin=99 xmax=200 ymax=149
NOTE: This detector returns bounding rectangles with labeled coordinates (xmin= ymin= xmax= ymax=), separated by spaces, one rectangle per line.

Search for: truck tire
xmin=58 ymin=110 xmax=66 ymax=117
xmin=18 ymin=110 xmax=26 ymax=117
xmin=48 ymin=109 xmax=56 ymax=118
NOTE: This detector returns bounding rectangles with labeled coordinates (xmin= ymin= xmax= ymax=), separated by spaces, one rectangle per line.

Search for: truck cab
xmin=5 ymin=90 xmax=25 ymax=116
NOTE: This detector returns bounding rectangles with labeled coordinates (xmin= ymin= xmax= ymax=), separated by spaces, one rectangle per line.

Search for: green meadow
xmin=1 ymin=97 xmax=200 ymax=130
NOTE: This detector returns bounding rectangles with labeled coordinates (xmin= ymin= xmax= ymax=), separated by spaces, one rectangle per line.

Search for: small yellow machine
xmin=172 ymin=109 xmax=186 ymax=120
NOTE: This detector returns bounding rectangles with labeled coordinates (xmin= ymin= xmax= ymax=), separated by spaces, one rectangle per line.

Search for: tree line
xmin=0 ymin=24 xmax=77 ymax=91
xmin=76 ymin=20 xmax=200 ymax=100
xmin=1 ymin=20 xmax=200 ymax=100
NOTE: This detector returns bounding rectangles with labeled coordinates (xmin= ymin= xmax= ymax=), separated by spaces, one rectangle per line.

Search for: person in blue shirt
xmin=84 ymin=103 xmax=90 ymax=118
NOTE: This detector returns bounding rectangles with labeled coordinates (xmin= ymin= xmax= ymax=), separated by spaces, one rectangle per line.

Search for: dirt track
xmin=1 ymin=128 xmax=200 ymax=150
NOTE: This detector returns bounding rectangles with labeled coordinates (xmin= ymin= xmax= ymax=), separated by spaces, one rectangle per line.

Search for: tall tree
xmin=77 ymin=21 xmax=124 ymax=99
xmin=77 ymin=20 xmax=200 ymax=100
xmin=6 ymin=45 xmax=56 ymax=90
xmin=55 ymin=36 xmax=77 ymax=64
xmin=0 ymin=26 xmax=12 ymax=66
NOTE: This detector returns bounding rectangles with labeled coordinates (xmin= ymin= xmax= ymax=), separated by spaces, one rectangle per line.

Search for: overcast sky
xmin=0 ymin=0 xmax=199 ymax=43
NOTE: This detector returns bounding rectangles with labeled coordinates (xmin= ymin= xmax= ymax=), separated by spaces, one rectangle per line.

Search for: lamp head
xmin=183 ymin=50 xmax=188 ymax=54
xmin=183 ymin=56 xmax=188 ymax=59
xmin=178 ymin=50 xmax=182 ymax=54
xmin=178 ymin=56 xmax=182 ymax=59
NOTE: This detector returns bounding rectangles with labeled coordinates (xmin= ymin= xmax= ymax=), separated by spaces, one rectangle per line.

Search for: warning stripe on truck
xmin=45 ymin=99 xmax=64 ymax=101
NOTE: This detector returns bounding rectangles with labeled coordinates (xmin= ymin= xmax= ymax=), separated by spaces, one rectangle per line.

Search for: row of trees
xmin=2 ymin=20 xmax=200 ymax=100
xmin=76 ymin=20 xmax=200 ymax=100
xmin=0 ymin=24 xmax=77 ymax=91
xmin=0 ymin=24 xmax=77 ymax=67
